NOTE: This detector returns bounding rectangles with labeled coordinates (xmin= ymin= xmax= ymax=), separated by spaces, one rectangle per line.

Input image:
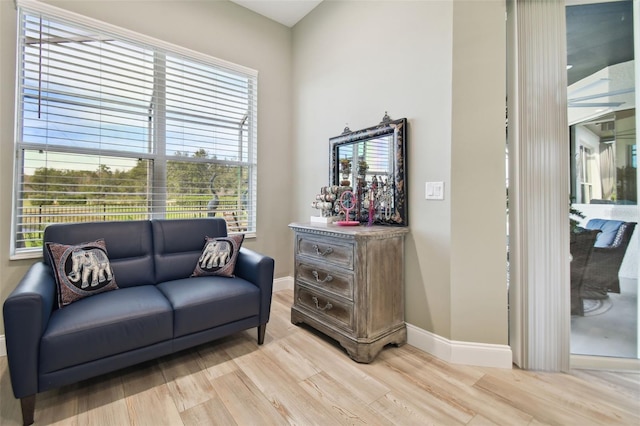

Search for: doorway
xmin=566 ymin=0 xmax=638 ymax=361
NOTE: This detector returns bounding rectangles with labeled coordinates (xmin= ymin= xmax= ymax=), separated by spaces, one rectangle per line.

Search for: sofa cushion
xmin=192 ymin=234 xmax=245 ymax=278
xmin=585 ymin=219 xmax=626 ymax=248
xmin=152 ymin=218 xmax=229 ymax=282
xmin=156 ymin=277 xmax=260 ymax=338
xmin=39 ymin=285 xmax=173 ymax=374
xmin=45 ymin=239 xmax=118 ymax=308
xmin=43 ymin=220 xmax=156 ymax=288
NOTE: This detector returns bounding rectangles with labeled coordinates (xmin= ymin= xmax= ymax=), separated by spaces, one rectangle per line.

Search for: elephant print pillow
xmin=45 ymin=239 xmax=118 ymax=308
xmin=192 ymin=234 xmax=245 ymax=278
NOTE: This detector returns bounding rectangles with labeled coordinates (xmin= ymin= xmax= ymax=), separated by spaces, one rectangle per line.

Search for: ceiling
xmin=566 ymin=0 xmax=634 ymax=86
xmin=229 ymin=0 xmax=323 ymax=27
xmin=566 ymin=0 xmax=635 ymax=124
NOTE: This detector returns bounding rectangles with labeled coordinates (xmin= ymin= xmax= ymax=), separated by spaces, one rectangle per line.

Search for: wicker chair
xmin=581 ymin=219 xmax=637 ymax=300
xmin=570 ymin=228 xmax=601 ymax=316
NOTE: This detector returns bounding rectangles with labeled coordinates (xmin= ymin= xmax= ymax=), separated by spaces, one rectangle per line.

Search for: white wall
xmin=293 ymin=1 xmax=508 ymax=346
xmin=0 ymin=0 xmax=294 ymax=335
xmin=450 ymin=0 xmax=508 ymax=344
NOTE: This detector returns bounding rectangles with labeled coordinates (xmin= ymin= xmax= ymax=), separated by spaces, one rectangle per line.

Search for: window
xmin=570 ymin=110 xmax=637 ymax=206
xmin=579 ymin=145 xmax=594 ymax=203
xmin=12 ymin=2 xmax=258 ymax=257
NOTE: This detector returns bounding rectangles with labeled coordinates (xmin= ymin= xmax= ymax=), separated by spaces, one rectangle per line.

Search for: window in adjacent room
xmin=579 ymin=145 xmax=595 ymax=203
xmin=570 ymin=110 xmax=637 ymax=206
xmin=12 ymin=2 xmax=258 ymax=257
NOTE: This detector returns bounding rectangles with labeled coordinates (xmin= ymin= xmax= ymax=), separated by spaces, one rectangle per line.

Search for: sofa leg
xmin=257 ymin=324 xmax=266 ymax=345
xmin=21 ymin=395 xmax=35 ymax=425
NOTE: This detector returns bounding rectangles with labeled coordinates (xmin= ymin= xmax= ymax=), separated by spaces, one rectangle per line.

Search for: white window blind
xmin=12 ymin=2 xmax=258 ymax=256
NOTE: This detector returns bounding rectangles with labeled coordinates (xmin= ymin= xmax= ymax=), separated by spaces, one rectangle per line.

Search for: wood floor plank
xmin=229 ymin=341 xmax=342 ymax=425
xmin=474 ymin=372 xmax=618 ymax=425
xmin=531 ymin=369 xmax=640 ymax=420
xmin=179 ymin=395 xmax=237 ymax=426
xmin=299 ymin=371 xmax=395 ymax=426
xmin=32 ymin=384 xmax=81 ymax=426
xmin=355 ymin=350 xmax=476 ymax=425
xmin=211 ymin=370 xmax=285 ymax=425
xmin=370 ymin=390 xmax=466 ymax=426
xmin=196 ymin=339 xmax=240 ymax=380
xmin=75 ymin=372 xmax=129 ymax=426
xmin=569 ymin=369 xmax=640 ymax=401
xmin=377 ymin=349 xmax=534 ymax=425
xmin=222 ymin=333 xmax=263 ymax=361
xmin=478 ymin=366 xmax=640 ymax=424
xmin=285 ymin=330 xmax=391 ymax=405
xmin=466 ymin=413 xmax=500 ymax=426
xmin=125 ymin=384 xmax=183 ymax=426
xmin=261 ymin=338 xmax=322 ymax=381
xmin=120 ymin=359 xmax=167 ymax=397
xmin=265 ymin=291 xmax=300 ymax=342
xmin=351 ymin=350 xmax=484 ymax=425
xmin=158 ymin=349 xmax=216 ymax=412
xmin=398 ymin=343 xmax=486 ymax=386
xmin=0 ymin=357 xmax=22 ymax=426
xmin=273 ymin=289 xmax=293 ymax=306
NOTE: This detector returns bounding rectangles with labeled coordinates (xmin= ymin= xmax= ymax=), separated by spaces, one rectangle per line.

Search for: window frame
xmin=11 ymin=0 xmax=259 ymax=259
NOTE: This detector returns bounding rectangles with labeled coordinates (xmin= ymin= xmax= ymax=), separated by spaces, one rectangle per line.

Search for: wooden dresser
xmin=289 ymin=222 xmax=409 ymax=363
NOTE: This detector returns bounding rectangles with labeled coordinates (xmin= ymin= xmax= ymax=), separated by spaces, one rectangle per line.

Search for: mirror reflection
xmin=329 ymin=116 xmax=407 ymax=226
xmin=336 ymin=136 xmax=393 ymax=186
xmin=571 ymin=109 xmax=637 ymax=205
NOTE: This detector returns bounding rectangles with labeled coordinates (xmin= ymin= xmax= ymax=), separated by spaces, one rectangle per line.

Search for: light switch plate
xmin=425 ymin=182 xmax=444 ymax=200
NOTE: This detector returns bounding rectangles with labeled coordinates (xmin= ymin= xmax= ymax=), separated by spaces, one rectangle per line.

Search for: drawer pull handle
xmin=312 ymin=244 xmax=334 ymax=257
xmin=312 ymin=296 xmax=333 ymax=312
xmin=312 ymin=270 xmax=333 ymax=283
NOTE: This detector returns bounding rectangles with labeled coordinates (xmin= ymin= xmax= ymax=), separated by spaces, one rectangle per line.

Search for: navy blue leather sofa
xmin=3 ymin=218 xmax=274 ymax=425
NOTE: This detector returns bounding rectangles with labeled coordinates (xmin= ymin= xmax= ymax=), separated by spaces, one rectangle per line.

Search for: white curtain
xmin=599 ymin=143 xmax=616 ymax=200
xmin=507 ymin=0 xmax=570 ymax=372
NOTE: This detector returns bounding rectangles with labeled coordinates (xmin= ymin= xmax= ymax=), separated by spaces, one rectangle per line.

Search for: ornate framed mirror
xmin=329 ymin=114 xmax=408 ymax=226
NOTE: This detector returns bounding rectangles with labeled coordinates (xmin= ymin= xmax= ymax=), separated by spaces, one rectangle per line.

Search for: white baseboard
xmin=406 ymin=323 xmax=513 ymax=369
xmin=1 ymin=335 xmax=5 ymax=357
xmin=273 ymin=276 xmax=294 ymax=292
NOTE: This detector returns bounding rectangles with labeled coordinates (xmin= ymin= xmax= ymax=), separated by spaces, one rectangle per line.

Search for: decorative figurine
xmin=340 ymin=158 xmax=352 ymax=186
xmin=311 ymin=185 xmax=351 ymax=223
xmin=336 ymin=190 xmax=359 ymax=226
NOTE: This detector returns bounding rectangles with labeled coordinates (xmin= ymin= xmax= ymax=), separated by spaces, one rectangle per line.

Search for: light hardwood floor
xmin=1 ymin=289 xmax=639 ymax=425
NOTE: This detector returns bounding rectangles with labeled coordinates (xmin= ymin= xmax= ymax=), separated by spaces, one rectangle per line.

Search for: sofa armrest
xmin=2 ymin=262 xmax=56 ymax=398
xmin=235 ymin=248 xmax=274 ymax=324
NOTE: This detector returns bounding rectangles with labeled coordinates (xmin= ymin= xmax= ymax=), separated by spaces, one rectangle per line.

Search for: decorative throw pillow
xmin=611 ymin=222 xmax=630 ymax=248
xmin=192 ymin=234 xmax=245 ymax=278
xmin=45 ymin=239 xmax=118 ymax=308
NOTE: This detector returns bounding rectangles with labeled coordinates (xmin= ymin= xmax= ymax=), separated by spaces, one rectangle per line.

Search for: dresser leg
xmin=290 ymin=307 xmax=305 ymax=326
xmin=343 ymin=327 xmax=408 ymax=363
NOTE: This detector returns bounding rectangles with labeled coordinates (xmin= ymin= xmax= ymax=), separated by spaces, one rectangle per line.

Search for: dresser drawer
xmin=296 ymin=235 xmax=354 ymax=270
xmin=296 ymin=261 xmax=354 ymax=300
xmin=295 ymin=286 xmax=354 ymax=332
